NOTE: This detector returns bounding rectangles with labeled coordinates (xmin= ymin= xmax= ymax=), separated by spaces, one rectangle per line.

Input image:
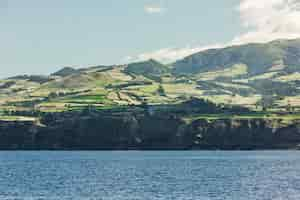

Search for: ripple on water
xmin=0 ymin=151 xmax=299 ymax=200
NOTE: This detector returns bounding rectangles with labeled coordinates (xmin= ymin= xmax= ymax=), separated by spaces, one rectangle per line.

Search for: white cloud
xmin=144 ymin=4 xmax=165 ymax=14
xmin=126 ymin=0 xmax=300 ymax=63
xmin=123 ymin=44 xmax=224 ymax=64
xmin=233 ymin=0 xmax=300 ymax=44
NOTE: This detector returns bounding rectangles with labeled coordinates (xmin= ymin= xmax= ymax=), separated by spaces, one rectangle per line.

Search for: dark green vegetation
xmin=174 ymin=39 xmax=300 ymax=74
xmin=125 ymin=59 xmax=170 ymax=80
xmin=0 ymin=39 xmax=300 ymax=149
xmin=51 ymin=67 xmax=80 ymax=77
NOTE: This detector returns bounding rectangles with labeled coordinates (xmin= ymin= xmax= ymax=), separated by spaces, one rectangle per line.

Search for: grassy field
xmin=276 ymin=96 xmax=300 ymax=107
xmin=275 ymin=72 xmax=300 ymax=82
xmin=0 ymin=115 xmax=37 ymax=122
xmin=215 ymin=82 xmax=252 ymax=89
xmin=98 ymin=67 xmax=133 ymax=81
xmin=182 ymin=113 xmax=300 ymax=124
xmin=203 ymin=94 xmax=261 ymax=107
xmin=196 ymin=64 xmax=248 ymax=81
xmin=248 ymin=71 xmax=279 ymax=81
xmin=162 ymin=83 xmax=203 ymax=96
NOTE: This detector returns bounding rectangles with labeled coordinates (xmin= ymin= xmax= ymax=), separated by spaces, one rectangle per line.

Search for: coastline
xmin=1 ymin=110 xmax=299 ymax=150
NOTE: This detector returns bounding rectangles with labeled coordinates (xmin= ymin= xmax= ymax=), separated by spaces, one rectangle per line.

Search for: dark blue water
xmin=0 ymin=151 xmax=300 ymax=200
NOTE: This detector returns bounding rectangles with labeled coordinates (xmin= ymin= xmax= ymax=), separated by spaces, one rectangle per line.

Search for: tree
xmin=286 ymin=101 xmax=294 ymax=113
xmin=157 ymin=84 xmax=166 ymax=96
xmin=48 ymin=92 xmax=58 ymax=99
xmin=260 ymin=95 xmax=275 ymax=112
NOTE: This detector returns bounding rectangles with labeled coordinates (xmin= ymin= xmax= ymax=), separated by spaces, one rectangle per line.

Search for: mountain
xmin=0 ymin=39 xmax=299 ymax=115
xmin=124 ymin=59 xmax=170 ymax=80
xmin=1 ymin=39 xmax=300 ymax=150
xmin=173 ymin=39 xmax=300 ymax=75
xmin=51 ymin=67 xmax=80 ymax=77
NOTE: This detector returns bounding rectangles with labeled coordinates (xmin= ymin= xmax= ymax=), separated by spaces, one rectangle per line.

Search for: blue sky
xmin=1 ymin=0 xmax=300 ymax=78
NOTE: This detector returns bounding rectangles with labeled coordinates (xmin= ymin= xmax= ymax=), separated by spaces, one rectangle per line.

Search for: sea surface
xmin=0 ymin=151 xmax=300 ymax=200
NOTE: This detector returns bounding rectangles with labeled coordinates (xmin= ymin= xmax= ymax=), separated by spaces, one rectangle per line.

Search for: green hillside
xmin=125 ymin=59 xmax=170 ymax=81
xmin=0 ymin=39 xmax=300 ymax=116
xmin=51 ymin=67 xmax=80 ymax=77
xmin=173 ymin=39 xmax=300 ymax=75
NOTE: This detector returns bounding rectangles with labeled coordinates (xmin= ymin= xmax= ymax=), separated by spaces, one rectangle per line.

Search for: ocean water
xmin=0 ymin=151 xmax=300 ymax=200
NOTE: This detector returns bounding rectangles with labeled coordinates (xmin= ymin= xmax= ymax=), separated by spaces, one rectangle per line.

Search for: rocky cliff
xmin=0 ymin=112 xmax=300 ymax=150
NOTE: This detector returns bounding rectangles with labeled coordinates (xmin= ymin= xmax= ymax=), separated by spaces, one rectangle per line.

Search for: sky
xmin=1 ymin=0 xmax=300 ymax=78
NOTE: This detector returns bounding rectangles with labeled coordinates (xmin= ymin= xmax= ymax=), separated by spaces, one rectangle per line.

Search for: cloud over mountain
xmin=124 ymin=44 xmax=223 ymax=64
xmin=233 ymin=0 xmax=300 ymax=44
xmin=127 ymin=0 xmax=300 ymax=63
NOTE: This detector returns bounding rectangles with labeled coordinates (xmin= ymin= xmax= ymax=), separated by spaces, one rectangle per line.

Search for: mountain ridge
xmin=0 ymin=38 xmax=300 ymax=114
xmin=173 ymin=38 xmax=300 ymax=75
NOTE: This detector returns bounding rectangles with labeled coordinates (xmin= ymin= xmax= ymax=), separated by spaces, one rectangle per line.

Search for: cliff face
xmin=0 ymin=114 xmax=300 ymax=150
xmin=188 ymin=119 xmax=300 ymax=150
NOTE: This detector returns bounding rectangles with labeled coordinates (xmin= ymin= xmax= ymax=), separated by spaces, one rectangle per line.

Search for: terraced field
xmin=1 ymin=39 xmax=300 ymax=116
